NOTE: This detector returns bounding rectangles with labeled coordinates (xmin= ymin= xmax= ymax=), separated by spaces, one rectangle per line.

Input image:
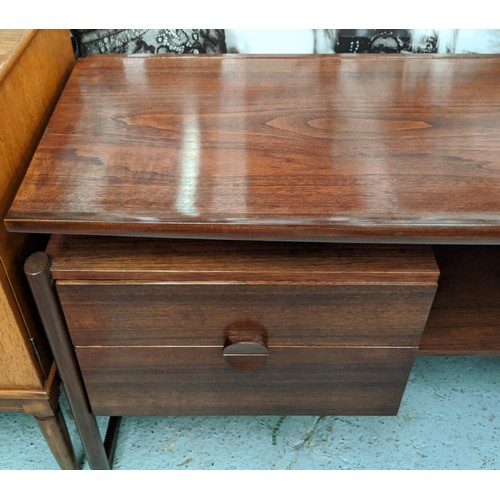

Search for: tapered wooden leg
xmin=25 ymin=252 xmax=111 ymax=470
xmin=35 ymin=407 xmax=78 ymax=469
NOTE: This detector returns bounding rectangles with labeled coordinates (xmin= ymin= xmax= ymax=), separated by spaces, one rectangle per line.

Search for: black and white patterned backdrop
xmin=71 ymin=29 xmax=500 ymax=56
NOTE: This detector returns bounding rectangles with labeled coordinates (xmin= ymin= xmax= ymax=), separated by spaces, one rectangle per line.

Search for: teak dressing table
xmin=5 ymin=54 xmax=500 ymax=469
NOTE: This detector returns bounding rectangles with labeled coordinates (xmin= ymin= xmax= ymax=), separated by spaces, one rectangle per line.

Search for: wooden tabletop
xmin=6 ymin=54 xmax=500 ymax=243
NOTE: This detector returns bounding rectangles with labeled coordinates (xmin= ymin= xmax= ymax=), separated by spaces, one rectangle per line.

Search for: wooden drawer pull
xmin=223 ymin=320 xmax=269 ymax=370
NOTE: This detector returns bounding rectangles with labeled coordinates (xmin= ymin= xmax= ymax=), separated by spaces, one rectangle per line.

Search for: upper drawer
xmin=50 ymin=236 xmax=439 ymax=348
xmin=58 ymin=282 xmax=436 ymax=347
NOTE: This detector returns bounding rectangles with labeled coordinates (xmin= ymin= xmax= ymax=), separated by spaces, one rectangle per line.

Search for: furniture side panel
xmin=0 ymin=262 xmax=43 ymax=389
xmin=0 ymin=29 xmax=75 ymax=377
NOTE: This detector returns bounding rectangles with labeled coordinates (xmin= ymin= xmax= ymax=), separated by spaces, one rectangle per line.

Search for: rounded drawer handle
xmin=223 ymin=320 xmax=269 ymax=370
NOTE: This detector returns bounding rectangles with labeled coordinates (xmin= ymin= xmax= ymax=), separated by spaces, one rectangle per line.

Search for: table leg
xmin=25 ymin=252 xmax=112 ymax=470
xmin=34 ymin=406 xmax=78 ymax=469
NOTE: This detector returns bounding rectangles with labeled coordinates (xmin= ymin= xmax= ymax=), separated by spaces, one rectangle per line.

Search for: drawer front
xmin=58 ymin=283 xmax=436 ymax=347
xmin=76 ymin=346 xmax=416 ymax=416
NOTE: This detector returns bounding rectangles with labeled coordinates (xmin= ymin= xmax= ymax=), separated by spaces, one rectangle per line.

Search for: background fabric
xmin=71 ymin=29 xmax=500 ymax=56
xmin=71 ymin=29 xmax=226 ymax=56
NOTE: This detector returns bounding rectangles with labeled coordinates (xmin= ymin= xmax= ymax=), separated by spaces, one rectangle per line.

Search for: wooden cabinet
xmin=0 ymin=30 xmax=76 ymax=469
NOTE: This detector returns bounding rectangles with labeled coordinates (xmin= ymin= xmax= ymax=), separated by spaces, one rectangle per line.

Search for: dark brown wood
xmin=46 ymin=235 xmax=439 ymax=282
xmin=50 ymin=235 xmax=437 ymax=349
xmin=76 ymin=346 xmax=417 ymax=416
xmin=103 ymin=416 xmax=121 ymax=466
xmin=6 ymin=55 xmax=500 ymax=244
xmin=57 ymin=282 xmax=437 ymax=348
xmin=419 ymin=246 xmax=500 ymax=355
xmin=24 ymin=251 xmax=110 ymax=470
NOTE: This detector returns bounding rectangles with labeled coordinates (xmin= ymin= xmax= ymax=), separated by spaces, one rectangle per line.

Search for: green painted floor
xmin=1 ymin=357 xmax=498 ymax=470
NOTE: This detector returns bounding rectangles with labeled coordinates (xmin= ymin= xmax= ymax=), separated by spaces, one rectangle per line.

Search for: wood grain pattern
xmin=76 ymin=346 xmax=416 ymax=416
xmin=0 ymin=29 xmax=75 ymax=385
xmin=58 ymin=282 xmax=437 ymax=348
xmin=51 ymin=236 xmax=438 ymax=348
xmin=0 ymin=361 xmax=59 ymax=409
xmin=25 ymin=251 xmax=110 ymax=469
xmin=47 ymin=235 xmax=438 ymax=282
xmin=419 ymin=246 xmax=500 ymax=355
xmin=0 ymin=261 xmax=42 ymax=388
xmin=0 ymin=30 xmax=33 ymax=78
xmin=0 ymin=29 xmax=74 ymax=288
xmin=0 ymin=30 xmax=77 ymax=469
xmin=6 ymin=54 xmax=500 ymax=243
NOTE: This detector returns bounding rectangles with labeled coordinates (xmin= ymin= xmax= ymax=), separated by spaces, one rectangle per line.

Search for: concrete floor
xmin=0 ymin=356 xmax=498 ymax=470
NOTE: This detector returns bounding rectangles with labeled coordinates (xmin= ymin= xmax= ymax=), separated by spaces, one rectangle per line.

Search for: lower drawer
xmin=76 ymin=346 xmax=416 ymax=416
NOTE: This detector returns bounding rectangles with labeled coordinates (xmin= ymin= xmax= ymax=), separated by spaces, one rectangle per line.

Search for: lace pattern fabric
xmin=72 ymin=29 xmax=226 ymax=57
xmin=71 ymin=29 xmax=500 ymax=56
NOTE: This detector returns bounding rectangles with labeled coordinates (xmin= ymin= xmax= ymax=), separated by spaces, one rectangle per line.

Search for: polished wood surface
xmin=76 ymin=346 xmax=416 ymax=416
xmin=58 ymin=282 xmax=436 ymax=348
xmin=419 ymin=246 xmax=500 ymax=355
xmin=49 ymin=234 xmax=435 ymax=419
xmin=49 ymin=236 xmax=438 ymax=347
xmin=6 ymin=54 xmax=500 ymax=243
xmin=25 ymin=252 xmax=111 ymax=469
xmin=0 ymin=29 xmax=76 ymax=469
xmin=46 ymin=235 xmax=438 ymax=282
